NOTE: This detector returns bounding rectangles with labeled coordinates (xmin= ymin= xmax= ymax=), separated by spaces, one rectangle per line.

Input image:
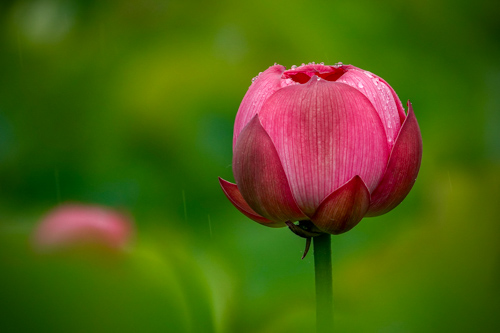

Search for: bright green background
xmin=0 ymin=0 xmax=499 ymax=332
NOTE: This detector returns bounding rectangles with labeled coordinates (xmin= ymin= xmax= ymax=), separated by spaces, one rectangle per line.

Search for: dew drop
xmin=335 ymin=61 xmax=343 ymax=66
xmin=319 ymin=62 xmax=325 ymax=65
xmin=291 ymin=65 xmax=297 ymax=69
xmin=358 ymin=82 xmax=364 ymax=89
xmin=251 ymin=71 xmax=263 ymax=83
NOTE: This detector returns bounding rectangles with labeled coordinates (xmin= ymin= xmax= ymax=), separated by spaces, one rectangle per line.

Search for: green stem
xmin=313 ymin=233 xmax=333 ymax=333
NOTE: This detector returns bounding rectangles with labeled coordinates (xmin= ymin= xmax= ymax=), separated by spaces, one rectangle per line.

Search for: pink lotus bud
xmin=219 ymin=63 xmax=422 ymax=235
xmin=33 ymin=204 xmax=134 ymax=251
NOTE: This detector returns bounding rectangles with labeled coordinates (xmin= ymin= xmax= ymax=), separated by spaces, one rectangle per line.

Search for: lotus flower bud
xmin=33 ymin=203 xmax=134 ymax=251
xmin=219 ymin=63 xmax=422 ymax=235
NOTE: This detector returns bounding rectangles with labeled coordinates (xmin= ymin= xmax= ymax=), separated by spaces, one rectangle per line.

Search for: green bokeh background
xmin=0 ymin=0 xmax=499 ymax=332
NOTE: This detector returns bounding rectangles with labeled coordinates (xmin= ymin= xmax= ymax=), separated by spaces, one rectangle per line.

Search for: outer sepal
xmin=311 ymin=176 xmax=370 ymax=235
xmin=366 ymin=101 xmax=423 ymax=217
xmin=233 ymin=115 xmax=307 ymax=223
xmin=218 ymin=178 xmax=282 ymax=227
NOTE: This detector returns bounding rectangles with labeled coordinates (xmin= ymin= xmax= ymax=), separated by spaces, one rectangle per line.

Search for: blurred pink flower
xmin=33 ymin=204 xmax=134 ymax=251
xmin=219 ymin=63 xmax=422 ymax=235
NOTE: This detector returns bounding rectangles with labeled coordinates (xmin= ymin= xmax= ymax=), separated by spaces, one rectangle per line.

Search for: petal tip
xmin=218 ymin=177 xmax=283 ymax=226
xmin=311 ymin=176 xmax=370 ymax=235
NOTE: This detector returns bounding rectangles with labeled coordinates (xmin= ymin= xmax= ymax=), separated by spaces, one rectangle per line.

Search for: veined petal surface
xmin=218 ymin=178 xmax=281 ymax=227
xmin=233 ymin=65 xmax=285 ymax=149
xmin=366 ymin=102 xmax=423 ymax=217
xmin=259 ymin=78 xmax=389 ymax=216
xmin=338 ymin=66 xmax=405 ymax=150
xmin=311 ymin=176 xmax=370 ymax=235
xmin=233 ymin=115 xmax=306 ymax=223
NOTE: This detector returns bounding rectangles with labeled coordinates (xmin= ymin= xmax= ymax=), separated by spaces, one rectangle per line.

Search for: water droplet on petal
xmin=291 ymin=65 xmax=297 ymax=69
xmin=251 ymin=71 xmax=263 ymax=83
xmin=319 ymin=62 xmax=325 ymax=65
xmin=358 ymin=82 xmax=364 ymax=89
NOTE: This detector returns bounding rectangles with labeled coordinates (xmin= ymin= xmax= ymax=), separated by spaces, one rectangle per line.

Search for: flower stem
xmin=313 ymin=233 xmax=333 ymax=333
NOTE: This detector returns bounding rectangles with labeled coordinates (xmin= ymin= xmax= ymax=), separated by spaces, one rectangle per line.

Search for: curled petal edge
xmin=311 ymin=175 xmax=370 ymax=235
xmin=218 ymin=178 xmax=284 ymax=227
xmin=366 ymin=101 xmax=423 ymax=217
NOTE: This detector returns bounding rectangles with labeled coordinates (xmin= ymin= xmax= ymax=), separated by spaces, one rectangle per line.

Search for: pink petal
xmin=373 ymin=74 xmax=407 ymax=125
xmin=311 ymin=176 xmax=370 ymax=235
xmin=233 ymin=115 xmax=307 ymax=223
xmin=233 ymin=64 xmax=286 ymax=149
xmin=366 ymin=101 xmax=423 ymax=217
xmin=338 ymin=66 xmax=405 ymax=150
xmin=33 ymin=204 xmax=134 ymax=252
xmin=259 ymin=78 xmax=389 ymax=216
xmin=218 ymin=177 xmax=282 ymax=227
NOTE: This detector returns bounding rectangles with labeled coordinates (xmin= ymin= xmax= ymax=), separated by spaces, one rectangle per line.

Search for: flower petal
xmin=259 ymin=78 xmax=389 ymax=216
xmin=218 ymin=177 xmax=282 ymax=227
xmin=233 ymin=115 xmax=307 ymax=223
xmin=311 ymin=176 xmax=370 ymax=235
xmin=33 ymin=204 xmax=134 ymax=251
xmin=366 ymin=101 xmax=423 ymax=217
xmin=233 ymin=64 xmax=286 ymax=149
xmin=338 ymin=66 xmax=405 ymax=150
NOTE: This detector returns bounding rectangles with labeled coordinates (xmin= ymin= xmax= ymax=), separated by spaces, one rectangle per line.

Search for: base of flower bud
xmin=285 ymin=220 xmax=325 ymax=259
